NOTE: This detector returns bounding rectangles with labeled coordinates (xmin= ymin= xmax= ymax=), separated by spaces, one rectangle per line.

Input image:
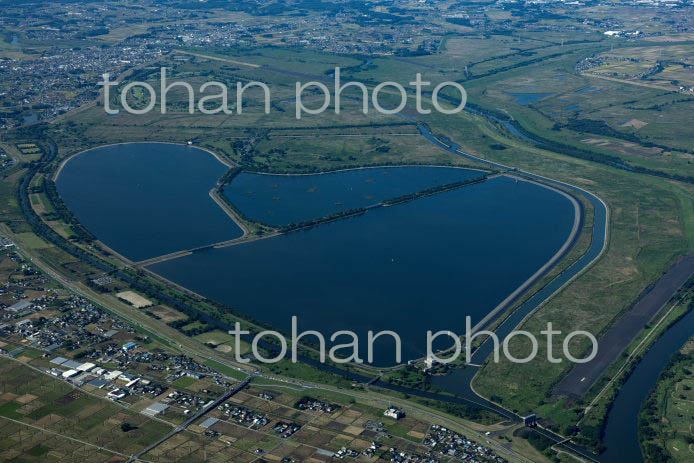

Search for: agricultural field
xmin=584 ymin=44 xmax=694 ymax=90
xmin=15 ymin=144 xmax=41 ymax=155
xmin=173 ymin=381 xmax=526 ymax=463
xmin=0 ymin=357 xmax=171 ymax=462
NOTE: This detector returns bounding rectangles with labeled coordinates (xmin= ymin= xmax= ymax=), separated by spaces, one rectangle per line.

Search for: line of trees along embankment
xmin=563 ymin=118 xmax=694 ymax=155
xmin=246 ymin=160 xmax=469 ymax=176
xmin=269 ymin=122 xmax=415 ymax=131
xmin=216 ymin=174 xmax=275 ymax=232
xmin=280 ymin=174 xmax=489 ymax=233
xmin=381 ymin=175 xmax=488 ymax=206
xmin=514 ymin=121 xmax=694 ymax=183
xmin=216 ymin=165 xmax=493 ymax=233
xmin=39 ymin=178 xmax=95 ymax=243
xmin=280 ymin=207 xmax=371 ymax=232
xmin=217 ymin=166 xmax=242 ymax=186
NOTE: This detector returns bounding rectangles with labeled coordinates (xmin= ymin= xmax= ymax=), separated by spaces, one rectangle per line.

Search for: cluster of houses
xmin=273 ymin=421 xmax=302 ymax=439
xmin=0 ymin=44 xmax=163 ymax=127
xmin=218 ymin=403 xmax=270 ymax=429
xmin=362 ymin=441 xmax=383 ymax=458
xmin=424 ymin=424 xmax=508 ymax=462
xmin=365 ymin=420 xmax=387 ymax=432
xmin=334 ymin=447 xmax=360 ymax=459
xmin=295 ymin=396 xmax=341 ymax=413
xmin=383 ymin=447 xmax=435 ymax=463
xmin=1 ymin=295 xmax=134 ymax=357
xmin=164 ymin=389 xmax=215 ymax=415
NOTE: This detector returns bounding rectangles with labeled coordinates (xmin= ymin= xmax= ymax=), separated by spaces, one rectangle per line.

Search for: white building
xmin=77 ymin=362 xmax=96 ymax=372
xmin=103 ymin=370 xmax=123 ymax=381
xmin=107 ymin=388 xmax=128 ymax=400
xmin=384 ymin=407 xmax=405 ymax=420
xmin=143 ymin=402 xmax=169 ymax=416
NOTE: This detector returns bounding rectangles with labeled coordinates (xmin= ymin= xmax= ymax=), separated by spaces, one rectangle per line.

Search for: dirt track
xmin=553 ymin=254 xmax=694 ymax=398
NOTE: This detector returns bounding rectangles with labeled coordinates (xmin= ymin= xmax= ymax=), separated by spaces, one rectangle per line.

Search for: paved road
xmin=126 ymin=377 xmax=251 ymax=463
xmin=554 ymin=254 xmax=694 ymax=398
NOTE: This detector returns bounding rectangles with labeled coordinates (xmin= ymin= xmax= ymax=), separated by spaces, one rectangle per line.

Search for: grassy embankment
xmin=415 ymin=46 xmax=694 ymax=444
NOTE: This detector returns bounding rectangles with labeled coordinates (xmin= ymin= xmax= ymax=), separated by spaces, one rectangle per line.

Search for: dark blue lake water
xmin=149 ymin=176 xmax=576 ymax=364
xmin=224 ymin=167 xmax=484 ymax=227
xmin=56 ymin=143 xmax=243 ymax=261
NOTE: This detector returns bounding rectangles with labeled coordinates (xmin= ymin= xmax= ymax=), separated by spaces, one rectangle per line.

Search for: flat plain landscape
xmin=3 ymin=0 xmax=694 ymax=461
